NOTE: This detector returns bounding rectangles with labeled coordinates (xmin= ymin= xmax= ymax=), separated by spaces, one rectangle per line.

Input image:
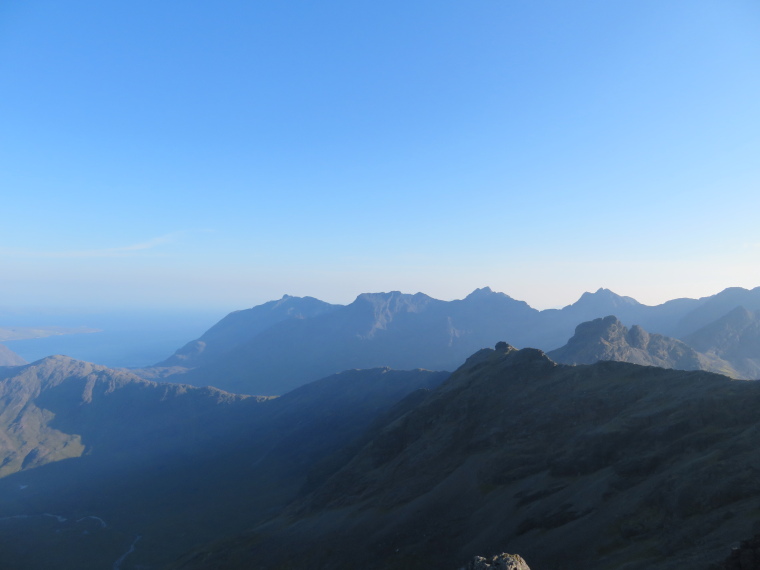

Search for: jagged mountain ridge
xmin=548 ymin=315 xmax=739 ymax=377
xmin=167 ymin=287 xmax=537 ymax=394
xmin=151 ymin=286 xmax=760 ymax=395
xmin=176 ymin=346 xmax=760 ymax=570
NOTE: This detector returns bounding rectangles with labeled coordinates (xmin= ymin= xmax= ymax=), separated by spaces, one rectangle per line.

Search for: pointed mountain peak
xmin=465 ymin=286 xmax=494 ymax=298
xmin=462 ymin=287 xmax=532 ymax=312
xmin=464 ymin=286 xmax=518 ymax=301
xmin=725 ymin=305 xmax=754 ymax=320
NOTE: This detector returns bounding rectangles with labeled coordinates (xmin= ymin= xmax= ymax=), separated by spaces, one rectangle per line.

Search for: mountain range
xmin=145 ymin=286 xmax=760 ymax=394
xmin=3 ymin=285 xmax=760 ymax=569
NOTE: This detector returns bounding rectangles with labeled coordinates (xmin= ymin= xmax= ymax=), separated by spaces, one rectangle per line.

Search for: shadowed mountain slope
xmin=175 ymin=346 xmax=760 ymax=570
xmin=684 ymin=306 xmax=760 ymax=380
xmin=0 ymin=356 xmax=447 ymax=570
xmin=0 ymin=355 xmax=254 ymax=478
xmin=548 ymin=315 xmax=739 ymax=377
xmin=0 ymin=343 xmax=25 ymax=366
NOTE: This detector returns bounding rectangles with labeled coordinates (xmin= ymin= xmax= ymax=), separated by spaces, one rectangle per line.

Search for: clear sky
xmin=1 ymin=0 xmax=759 ymax=312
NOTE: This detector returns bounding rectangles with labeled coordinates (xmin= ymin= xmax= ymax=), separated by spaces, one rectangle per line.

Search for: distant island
xmin=0 ymin=326 xmax=101 ymax=342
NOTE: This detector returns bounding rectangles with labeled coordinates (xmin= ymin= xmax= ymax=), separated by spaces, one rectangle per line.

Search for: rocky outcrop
xmin=548 ymin=315 xmax=739 ymax=377
xmin=462 ymin=553 xmax=530 ymax=570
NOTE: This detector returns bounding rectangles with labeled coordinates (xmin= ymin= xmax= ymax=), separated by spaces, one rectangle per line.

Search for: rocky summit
xmin=548 ymin=315 xmax=740 ymax=377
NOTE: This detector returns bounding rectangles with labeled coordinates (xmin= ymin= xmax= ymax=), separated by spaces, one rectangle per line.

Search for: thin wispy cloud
xmin=0 ymin=232 xmax=184 ymax=259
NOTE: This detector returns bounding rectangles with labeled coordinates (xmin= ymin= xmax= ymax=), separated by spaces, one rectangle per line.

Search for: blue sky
xmin=1 ymin=0 xmax=759 ymax=312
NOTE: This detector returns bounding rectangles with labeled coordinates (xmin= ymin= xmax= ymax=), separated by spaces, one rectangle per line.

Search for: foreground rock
xmin=462 ymin=553 xmax=530 ymax=570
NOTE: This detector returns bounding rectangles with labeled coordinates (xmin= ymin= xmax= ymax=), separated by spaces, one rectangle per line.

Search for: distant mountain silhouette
xmin=149 ymin=286 xmax=760 ymax=395
xmin=671 ymin=287 xmax=760 ymax=337
xmin=684 ymin=306 xmax=760 ymax=379
xmin=548 ymin=315 xmax=738 ymax=377
xmin=176 ymin=346 xmax=760 ymax=570
xmin=156 ymin=294 xmax=339 ymax=368
xmin=167 ymin=288 xmax=537 ymax=394
xmin=0 ymin=343 xmax=25 ymax=366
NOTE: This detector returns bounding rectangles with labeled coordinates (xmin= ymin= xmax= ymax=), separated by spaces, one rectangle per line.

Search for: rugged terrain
xmin=147 ymin=286 xmax=760 ymax=394
xmin=174 ymin=345 xmax=760 ymax=570
xmin=548 ymin=315 xmax=739 ymax=377
xmin=0 ymin=357 xmax=447 ymax=569
xmin=4 ymin=285 xmax=760 ymax=569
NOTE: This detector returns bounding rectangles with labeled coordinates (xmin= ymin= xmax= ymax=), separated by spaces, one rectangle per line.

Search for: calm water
xmin=2 ymin=309 xmax=226 ymax=368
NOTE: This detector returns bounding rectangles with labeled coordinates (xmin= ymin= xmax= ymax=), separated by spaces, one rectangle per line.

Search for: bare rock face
xmin=547 ymin=315 xmax=740 ymax=377
xmin=462 ymin=553 xmax=530 ymax=570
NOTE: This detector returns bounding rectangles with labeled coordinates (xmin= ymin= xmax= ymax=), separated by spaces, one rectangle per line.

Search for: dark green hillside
xmin=177 ymin=346 xmax=760 ymax=570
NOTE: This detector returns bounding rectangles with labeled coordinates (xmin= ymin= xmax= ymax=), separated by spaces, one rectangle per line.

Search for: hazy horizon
xmin=2 ymin=1 xmax=759 ymax=313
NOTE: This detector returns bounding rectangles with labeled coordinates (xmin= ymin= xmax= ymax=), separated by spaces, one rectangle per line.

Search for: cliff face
xmin=548 ymin=315 xmax=739 ymax=377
